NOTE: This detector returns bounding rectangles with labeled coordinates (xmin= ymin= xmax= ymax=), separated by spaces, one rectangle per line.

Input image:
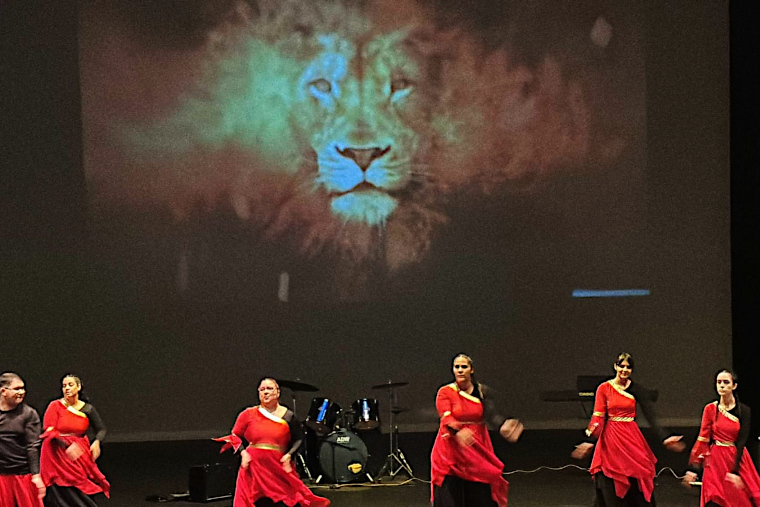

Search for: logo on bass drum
xmin=347 ymin=462 xmax=363 ymax=474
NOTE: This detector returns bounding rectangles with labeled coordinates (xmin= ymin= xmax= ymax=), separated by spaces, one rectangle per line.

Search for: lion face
xmin=293 ymin=31 xmax=434 ymax=226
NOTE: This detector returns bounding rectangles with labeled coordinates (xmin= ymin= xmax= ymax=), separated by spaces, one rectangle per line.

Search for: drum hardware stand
xmin=375 ymin=385 xmax=414 ymax=481
xmin=287 ymin=390 xmax=315 ymax=482
xmin=278 ymin=381 xmax=320 ymax=483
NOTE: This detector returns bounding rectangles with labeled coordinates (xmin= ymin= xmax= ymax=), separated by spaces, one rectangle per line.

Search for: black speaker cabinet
xmin=188 ymin=463 xmax=236 ymax=502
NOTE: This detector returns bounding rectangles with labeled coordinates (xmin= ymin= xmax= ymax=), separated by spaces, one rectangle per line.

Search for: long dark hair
xmin=452 ymin=353 xmax=483 ymax=400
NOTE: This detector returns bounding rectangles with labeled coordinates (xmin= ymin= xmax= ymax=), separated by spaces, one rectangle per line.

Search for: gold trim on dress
xmin=458 ymin=390 xmax=482 ymax=404
xmin=697 ymin=436 xmax=709 ymax=442
xmin=447 ymin=383 xmax=482 ymax=404
xmin=608 ymin=417 xmax=634 ymax=422
xmin=714 ymin=440 xmax=735 ymax=447
xmin=592 ymin=411 xmax=605 ymax=417
xmin=60 ymin=399 xmax=87 ymax=418
xmin=256 ymin=406 xmax=287 ymax=425
xmin=607 ymin=380 xmax=635 ymax=400
xmin=250 ymin=443 xmax=283 ymax=451
xmin=442 ymin=411 xmax=451 ymax=418
xmin=718 ymin=404 xmax=739 ymax=423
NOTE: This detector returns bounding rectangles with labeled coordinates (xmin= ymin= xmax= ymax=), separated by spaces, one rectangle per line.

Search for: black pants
xmin=254 ymin=499 xmax=296 ymax=507
xmin=433 ymin=475 xmax=498 ymax=507
xmin=43 ymin=485 xmax=99 ymax=507
xmin=593 ymin=473 xmax=656 ymax=507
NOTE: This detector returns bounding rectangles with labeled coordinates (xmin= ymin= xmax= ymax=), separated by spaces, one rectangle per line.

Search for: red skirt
xmin=40 ymin=435 xmax=110 ymax=497
xmin=430 ymin=428 xmax=509 ymax=507
xmin=0 ymin=474 xmax=43 ymax=507
xmin=702 ymin=445 xmax=760 ymax=507
xmin=590 ymin=421 xmax=657 ymax=502
xmin=234 ymin=447 xmax=329 ymax=507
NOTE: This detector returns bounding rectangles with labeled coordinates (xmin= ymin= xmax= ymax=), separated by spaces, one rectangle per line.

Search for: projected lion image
xmin=82 ymin=0 xmax=641 ymax=297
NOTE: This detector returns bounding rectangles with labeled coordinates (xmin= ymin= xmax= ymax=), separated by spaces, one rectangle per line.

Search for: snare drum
xmin=351 ymin=398 xmax=380 ymax=430
xmin=305 ymin=398 xmax=341 ymax=436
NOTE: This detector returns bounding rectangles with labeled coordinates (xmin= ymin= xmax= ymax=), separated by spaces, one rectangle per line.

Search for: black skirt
xmin=593 ymin=473 xmax=656 ymax=507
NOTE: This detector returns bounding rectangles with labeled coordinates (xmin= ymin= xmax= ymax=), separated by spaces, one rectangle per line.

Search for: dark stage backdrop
xmin=2 ymin=0 xmax=730 ymax=441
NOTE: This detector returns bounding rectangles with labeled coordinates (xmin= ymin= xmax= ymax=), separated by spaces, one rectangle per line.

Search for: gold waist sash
xmin=608 ymin=417 xmax=634 ymax=422
xmin=250 ymin=443 xmax=282 ymax=452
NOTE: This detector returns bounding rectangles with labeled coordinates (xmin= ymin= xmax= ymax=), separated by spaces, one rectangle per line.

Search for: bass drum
xmin=305 ymin=398 xmax=341 ymax=436
xmin=319 ymin=428 xmax=369 ymax=484
xmin=351 ymin=398 xmax=380 ymax=430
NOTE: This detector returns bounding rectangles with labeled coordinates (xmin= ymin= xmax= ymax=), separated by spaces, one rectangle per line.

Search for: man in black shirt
xmin=0 ymin=372 xmax=44 ymax=506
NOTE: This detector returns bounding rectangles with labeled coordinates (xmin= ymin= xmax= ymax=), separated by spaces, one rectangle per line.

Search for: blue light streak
xmin=572 ymin=289 xmax=651 ymax=298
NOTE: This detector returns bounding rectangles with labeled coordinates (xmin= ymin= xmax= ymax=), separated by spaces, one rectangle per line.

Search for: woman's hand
xmin=66 ymin=442 xmax=84 ymax=461
xmin=726 ymin=472 xmax=744 ymax=490
xmin=571 ymin=442 xmax=594 ymax=460
xmin=280 ymin=453 xmax=293 ymax=473
xmin=663 ymin=435 xmax=685 ymax=452
xmin=682 ymin=471 xmax=698 ymax=486
xmin=240 ymin=449 xmax=251 ymax=469
xmin=31 ymin=474 xmax=46 ymax=499
xmin=90 ymin=440 xmax=101 ymax=461
xmin=455 ymin=428 xmax=475 ymax=447
xmin=500 ymin=419 xmax=523 ymax=443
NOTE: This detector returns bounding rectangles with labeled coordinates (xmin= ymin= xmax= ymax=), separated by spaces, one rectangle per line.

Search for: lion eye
xmin=390 ymin=78 xmax=414 ymax=94
xmin=309 ymin=79 xmax=332 ymax=94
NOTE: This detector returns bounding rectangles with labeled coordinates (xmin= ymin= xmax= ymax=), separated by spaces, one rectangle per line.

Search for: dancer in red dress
xmin=430 ymin=354 xmax=523 ymax=507
xmin=40 ymin=375 xmax=109 ymax=506
xmin=683 ymin=370 xmax=760 ymax=507
xmin=572 ymin=353 xmax=684 ymax=506
xmin=0 ymin=372 xmax=45 ymax=507
xmin=216 ymin=378 xmax=329 ymax=507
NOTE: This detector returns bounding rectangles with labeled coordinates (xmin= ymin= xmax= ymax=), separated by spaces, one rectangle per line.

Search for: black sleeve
xmin=82 ymin=404 xmax=107 ymax=442
xmin=480 ymin=384 xmax=509 ymax=430
xmin=283 ymin=409 xmax=302 ymax=456
xmin=733 ymin=404 xmax=750 ymax=474
xmin=629 ymin=382 xmax=668 ymax=442
xmin=24 ymin=407 xmax=42 ymax=475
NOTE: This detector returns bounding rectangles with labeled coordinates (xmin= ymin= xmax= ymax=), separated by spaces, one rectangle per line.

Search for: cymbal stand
xmin=288 ymin=390 xmax=314 ymax=482
xmin=376 ymin=386 xmax=413 ymax=480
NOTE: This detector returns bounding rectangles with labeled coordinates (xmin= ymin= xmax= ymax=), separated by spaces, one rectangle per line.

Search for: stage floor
xmin=94 ymin=430 xmax=704 ymax=506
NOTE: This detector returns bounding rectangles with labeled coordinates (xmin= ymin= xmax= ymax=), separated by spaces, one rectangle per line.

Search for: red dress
xmin=39 ymin=400 xmax=110 ymax=497
xmin=688 ymin=402 xmax=760 ymax=507
xmin=586 ymin=380 xmax=657 ymax=502
xmin=217 ymin=406 xmax=330 ymax=507
xmin=0 ymin=475 xmax=43 ymax=507
xmin=430 ymin=383 xmax=509 ymax=507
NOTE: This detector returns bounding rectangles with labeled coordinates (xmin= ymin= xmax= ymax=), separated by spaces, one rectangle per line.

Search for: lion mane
xmin=109 ymin=0 xmax=623 ymax=283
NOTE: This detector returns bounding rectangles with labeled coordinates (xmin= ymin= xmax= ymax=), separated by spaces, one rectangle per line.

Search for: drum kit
xmin=277 ymin=378 xmax=412 ymax=484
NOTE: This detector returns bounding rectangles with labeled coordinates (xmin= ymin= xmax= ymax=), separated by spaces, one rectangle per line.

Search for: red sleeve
xmin=689 ymin=403 xmax=714 ymax=466
xmin=231 ymin=408 xmax=252 ymax=438
xmin=213 ymin=408 xmax=251 ymax=453
xmin=585 ymin=383 xmax=607 ymax=439
xmin=436 ymin=386 xmax=461 ymax=432
xmin=42 ymin=401 xmax=60 ymax=432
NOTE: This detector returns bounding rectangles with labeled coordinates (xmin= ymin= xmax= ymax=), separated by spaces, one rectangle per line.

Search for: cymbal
xmin=277 ymin=379 xmax=319 ymax=392
xmin=371 ymin=380 xmax=409 ymax=390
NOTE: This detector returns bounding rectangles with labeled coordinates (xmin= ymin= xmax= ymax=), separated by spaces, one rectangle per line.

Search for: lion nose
xmin=338 ymin=146 xmax=390 ymax=170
